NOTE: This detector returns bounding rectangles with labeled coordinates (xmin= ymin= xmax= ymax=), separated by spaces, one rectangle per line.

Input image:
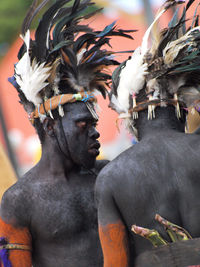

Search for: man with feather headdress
xmin=0 ymin=0 xmax=133 ymax=266
xmin=96 ymin=0 xmax=200 ymax=266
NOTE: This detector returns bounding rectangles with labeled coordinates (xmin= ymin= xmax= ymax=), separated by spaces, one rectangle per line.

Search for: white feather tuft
xmin=58 ymin=105 xmax=65 ymax=117
xmin=141 ymin=9 xmax=166 ymax=55
xmin=77 ymin=48 xmax=87 ymax=64
xmin=110 ymin=94 xmax=127 ymax=114
xmin=15 ymin=31 xmax=51 ymax=106
xmin=116 ymin=47 xmax=148 ymax=112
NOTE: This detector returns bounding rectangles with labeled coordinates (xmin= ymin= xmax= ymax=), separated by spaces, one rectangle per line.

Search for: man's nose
xmin=89 ymin=127 xmax=100 ymax=139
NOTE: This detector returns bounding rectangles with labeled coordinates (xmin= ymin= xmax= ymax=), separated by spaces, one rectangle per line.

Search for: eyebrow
xmin=74 ymin=114 xmax=98 ymax=122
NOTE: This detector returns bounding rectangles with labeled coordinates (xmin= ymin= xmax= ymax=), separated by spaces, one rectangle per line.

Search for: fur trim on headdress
xmin=110 ymin=0 xmax=200 ymax=136
xmin=9 ymin=0 xmax=134 ymax=123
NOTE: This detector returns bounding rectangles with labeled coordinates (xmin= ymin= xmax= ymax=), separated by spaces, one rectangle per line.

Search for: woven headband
xmin=29 ymin=91 xmax=96 ymax=124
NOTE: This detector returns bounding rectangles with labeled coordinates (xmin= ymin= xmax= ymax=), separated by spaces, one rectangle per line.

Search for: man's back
xmin=96 ymin=129 xmax=200 ymax=265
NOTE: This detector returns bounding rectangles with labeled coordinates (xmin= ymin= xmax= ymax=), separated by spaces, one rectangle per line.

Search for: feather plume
xmin=109 ymin=94 xmax=128 ymax=114
xmin=10 ymin=0 xmax=135 ymax=119
xmin=116 ymin=47 xmax=148 ymax=112
xmin=15 ymin=31 xmax=51 ymax=105
xmin=109 ymin=0 xmax=200 ymax=129
xmin=21 ymin=0 xmax=50 ymax=36
xmin=35 ymin=0 xmax=72 ymax=61
xmin=163 ymin=26 xmax=200 ymax=65
xmin=178 ymin=86 xmax=200 ymax=107
xmin=142 ymin=0 xmax=185 ymax=55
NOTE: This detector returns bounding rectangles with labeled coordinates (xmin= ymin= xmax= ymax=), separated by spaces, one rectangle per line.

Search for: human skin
xmin=0 ymin=102 xmax=108 ymax=267
xmin=96 ymin=106 xmax=200 ymax=266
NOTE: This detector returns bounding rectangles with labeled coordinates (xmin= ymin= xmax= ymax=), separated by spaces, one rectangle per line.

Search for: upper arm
xmin=95 ymin=170 xmax=130 ymax=267
xmin=1 ymin=184 xmax=30 ymax=227
xmin=0 ymin=186 xmax=32 ymax=266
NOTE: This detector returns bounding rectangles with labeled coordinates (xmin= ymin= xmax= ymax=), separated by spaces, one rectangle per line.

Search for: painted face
xmin=59 ymin=102 xmax=100 ymax=169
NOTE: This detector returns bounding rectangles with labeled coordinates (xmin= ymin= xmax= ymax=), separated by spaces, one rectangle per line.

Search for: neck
xmin=39 ymin=135 xmax=75 ymax=178
xmin=135 ymin=106 xmax=186 ymax=140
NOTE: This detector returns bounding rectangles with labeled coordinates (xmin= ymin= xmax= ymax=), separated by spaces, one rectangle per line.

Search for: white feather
xmin=58 ymin=105 xmax=65 ymax=117
xmin=112 ymin=4 xmax=167 ymax=116
xmin=46 ymin=10 xmax=60 ymax=49
xmin=15 ymin=31 xmax=51 ymax=106
xmin=141 ymin=8 xmax=165 ymax=55
xmin=77 ymin=48 xmax=87 ymax=64
xmin=116 ymin=47 xmax=148 ymax=112
xmin=110 ymin=94 xmax=127 ymax=114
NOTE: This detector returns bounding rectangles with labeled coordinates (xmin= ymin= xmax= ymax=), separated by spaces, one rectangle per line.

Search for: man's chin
xmin=82 ymin=156 xmax=97 ymax=170
xmin=88 ymin=148 xmax=100 ymax=158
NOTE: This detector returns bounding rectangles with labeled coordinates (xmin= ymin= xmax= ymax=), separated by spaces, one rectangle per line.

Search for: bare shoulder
xmin=95 ymin=150 xmax=133 ymax=194
xmin=0 ymin=173 xmax=32 ymax=227
xmin=96 ymin=132 xmax=200 ymax=193
xmin=94 ymin=159 xmax=110 ymax=173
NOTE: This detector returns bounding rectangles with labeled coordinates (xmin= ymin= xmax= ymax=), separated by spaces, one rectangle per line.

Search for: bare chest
xmin=29 ymin=177 xmax=97 ymax=242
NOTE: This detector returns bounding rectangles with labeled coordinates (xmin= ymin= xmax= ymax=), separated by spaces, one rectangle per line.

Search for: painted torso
xmin=1 ymin=161 xmax=107 ymax=267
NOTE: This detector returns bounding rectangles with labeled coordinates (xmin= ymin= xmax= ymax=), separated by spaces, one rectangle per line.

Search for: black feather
xmin=53 ymin=2 xmax=92 ymax=46
xmin=70 ymin=0 xmax=81 ymax=16
xmin=35 ymin=0 xmax=71 ymax=61
xmin=85 ymin=38 xmax=111 ymax=57
xmin=21 ymin=0 xmax=38 ymax=36
xmin=168 ymin=7 xmax=179 ymax=28
xmin=157 ymin=18 xmax=189 ymax=56
xmin=180 ymin=7 xmax=186 ymax=36
xmin=22 ymin=0 xmax=51 ymax=36
xmin=194 ymin=15 xmax=199 ymax=27
xmin=103 ymin=30 xmax=134 ymax=40
xmin=51 ymin=7 xmax=73 ymax=25
xmin=62 ymin=47 xmax=77 ymax=65
xmin=50 ymin=40 xmax=73 ymax=53
xmin=16 ymin=0 xmax=136 ymax=105
xmin=97 ymin=21 xmax=116 ymax=38
xmin=191 ymin=2 xmax=200 ymax=29
xmin=113 ymin=50 xmax=135 ymax=54
xmin=186 ymin=0 xmax=196 ymax=10
xmin=96 ymin=84 xmax=108 ymax=99
xmin=111 ymin=60 xmax=127 ymax=95
xmin=73 ymin=32 xmax=96 ymax=52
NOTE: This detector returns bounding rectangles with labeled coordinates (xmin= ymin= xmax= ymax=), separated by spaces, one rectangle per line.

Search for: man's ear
xmin=43 ymin=118 xmax=56 ymax=137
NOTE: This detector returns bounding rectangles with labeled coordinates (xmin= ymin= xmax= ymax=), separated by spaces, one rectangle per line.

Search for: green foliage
xmin=0 ymin=0 xmax=32 ymax=44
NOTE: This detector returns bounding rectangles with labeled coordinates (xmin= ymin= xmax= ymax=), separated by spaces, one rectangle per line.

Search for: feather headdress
xmin=110 ymin=0 xmax=200 ymax=135
xmin=9 ymin=0 xmax=134 ymax=123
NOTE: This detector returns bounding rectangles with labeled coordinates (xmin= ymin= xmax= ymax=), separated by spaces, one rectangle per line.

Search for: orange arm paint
xmin=0 ymin=217 xmax=32 ymax=267
xmin=99 ymin=221 xmax=129 ymax=267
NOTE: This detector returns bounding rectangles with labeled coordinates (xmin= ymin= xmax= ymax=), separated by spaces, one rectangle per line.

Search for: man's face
xmin=59 ymin=102 xmax=100 ymax=169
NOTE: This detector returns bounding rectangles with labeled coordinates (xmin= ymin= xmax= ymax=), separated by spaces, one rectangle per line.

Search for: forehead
xmin=63 ymin=102 xmax=96 ymax=121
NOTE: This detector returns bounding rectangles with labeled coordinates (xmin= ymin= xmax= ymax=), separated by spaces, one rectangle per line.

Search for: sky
xmin=109 ymin=0 xmax=165 ymax=14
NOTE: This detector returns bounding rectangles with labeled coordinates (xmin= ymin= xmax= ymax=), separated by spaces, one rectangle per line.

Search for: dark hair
xmin=33 ymin=118 xmax=46 ymax=144
xmin=33 ymin=106 xmax=62 ymax=144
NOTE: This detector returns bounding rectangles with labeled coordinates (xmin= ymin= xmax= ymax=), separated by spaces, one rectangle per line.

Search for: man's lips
xmin=88 ymin=141 xmax=100 ymax=156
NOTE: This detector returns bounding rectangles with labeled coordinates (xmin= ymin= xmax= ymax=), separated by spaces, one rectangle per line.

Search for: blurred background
xmin=0 ymin=0 xmax=200 ymax=187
